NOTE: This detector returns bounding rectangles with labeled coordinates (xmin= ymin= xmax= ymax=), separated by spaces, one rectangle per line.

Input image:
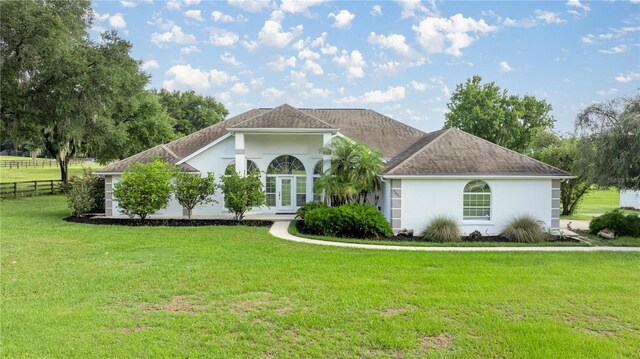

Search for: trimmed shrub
xmin=502 ymin=215 xmax=547 ymax=243
xmin=175 ymin=172 xmax=218 ymax=219
xmin=220 ymin=170 xmax=266 ymax=221
xmin=295 ymin=201 xmax=328 ymax=220
xmin=589 ymin=210 xmax=640 ymax=238
xmin=421 ymin=215 xmax=461 ymax=242
xmin=66 ymin=169 xmax=105 ymax=216
xmin=303 ymin=203 xmax=392 ymax=238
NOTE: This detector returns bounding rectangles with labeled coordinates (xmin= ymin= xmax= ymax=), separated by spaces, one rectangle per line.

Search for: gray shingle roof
xmin=381 ymin=128 xmax=571 ymax=177
xmin=98 ymin=105 xmax=426 ymax=172
xmin=230 ymin=104 xmax=336 ymax=129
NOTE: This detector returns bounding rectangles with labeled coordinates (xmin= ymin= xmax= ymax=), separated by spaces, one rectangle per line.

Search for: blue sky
xmin=91 ymin=0 xmax=640 ymax=133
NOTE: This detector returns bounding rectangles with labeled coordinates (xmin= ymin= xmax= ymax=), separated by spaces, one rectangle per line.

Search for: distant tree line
xmin=0 ymin=0 xmax=227 ymax=183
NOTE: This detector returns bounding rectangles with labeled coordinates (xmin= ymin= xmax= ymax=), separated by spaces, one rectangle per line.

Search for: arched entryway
xmin=266 ymin=155 xmax=306 ymax=212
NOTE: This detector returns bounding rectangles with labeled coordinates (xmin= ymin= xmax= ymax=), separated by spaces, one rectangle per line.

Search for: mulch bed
xmin=64 ymin=216 xmax=273 ymax=227
xmin=294 ymin=221 xmax=581 ymax=243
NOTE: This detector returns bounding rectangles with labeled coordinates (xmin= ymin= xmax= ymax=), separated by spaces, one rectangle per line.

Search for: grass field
xmin=0 ymin=162 xmax=101 ymax=182
xmin=561 ymin=188 xmax=639 ymax=220
xmin=2 ymin=195 xmax=640 ymax=358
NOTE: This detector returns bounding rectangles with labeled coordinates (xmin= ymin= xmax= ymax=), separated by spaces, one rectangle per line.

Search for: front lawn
xmin=562 ymin=188 xmax=639 ymax=220
xmin=2 ymin=196 xmax=640 ymax=357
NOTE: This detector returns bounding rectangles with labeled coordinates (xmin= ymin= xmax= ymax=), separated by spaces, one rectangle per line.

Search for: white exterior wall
xmin=109 ymin=175 xmax=184 ymax=218
xmin=397 ymin=178 xmax=553 ymax=235
xmin=620 ymin=190 xmax=640 ymax=210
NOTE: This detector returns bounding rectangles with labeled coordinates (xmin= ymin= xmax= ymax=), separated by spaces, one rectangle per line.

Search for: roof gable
xmin=382 ymin=128 xmax=571 ymax=177
xmin=230 ymin=104 xmax=335 ymax=129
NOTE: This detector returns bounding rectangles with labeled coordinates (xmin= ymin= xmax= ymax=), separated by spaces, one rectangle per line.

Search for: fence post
xmin=13 ymin=182 xmax=17 ymax=198
xmin=34 ymin=181 xmax=38 ymax=196
xmin=50 ymin=180 xmax=54 ymax=194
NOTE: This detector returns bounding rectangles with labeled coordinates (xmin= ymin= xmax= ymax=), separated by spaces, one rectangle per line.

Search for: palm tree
xmin=317 ymin=137 xmax=384 ymax=206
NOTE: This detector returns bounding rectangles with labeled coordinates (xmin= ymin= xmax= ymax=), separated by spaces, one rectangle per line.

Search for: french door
xmin=276 ymin=176 xmax=295 ymax=212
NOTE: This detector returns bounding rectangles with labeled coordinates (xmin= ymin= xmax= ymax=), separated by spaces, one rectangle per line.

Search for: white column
xmin=322 ymin=133 xmax=332 ymax=173
xmin=235 ymin=133 xmax=246 ymax=176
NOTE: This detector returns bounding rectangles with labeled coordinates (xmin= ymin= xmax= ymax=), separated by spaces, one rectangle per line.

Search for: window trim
xmin=462 ymin=180 xmax=491 ymax=221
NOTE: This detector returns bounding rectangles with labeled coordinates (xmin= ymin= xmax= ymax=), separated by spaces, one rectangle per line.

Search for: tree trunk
xmin=58 ymin=157 xmax=69 ymax=184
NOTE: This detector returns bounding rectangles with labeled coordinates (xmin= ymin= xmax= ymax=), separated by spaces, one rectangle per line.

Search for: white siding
xmin=398 ymin=178 xmax=553 ymax=235
xmin=620 ymin=190 xmax=640 ymax=210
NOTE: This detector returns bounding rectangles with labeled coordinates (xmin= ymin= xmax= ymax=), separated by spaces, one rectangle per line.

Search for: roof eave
xmin=227 ymin=128 xmax=339 ymax=133
xmin=380 ymin=174 xmax=576 ymax=180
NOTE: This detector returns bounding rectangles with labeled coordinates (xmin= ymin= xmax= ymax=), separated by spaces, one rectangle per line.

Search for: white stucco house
xmin=96 ymin=104 xmax=572 ymax=234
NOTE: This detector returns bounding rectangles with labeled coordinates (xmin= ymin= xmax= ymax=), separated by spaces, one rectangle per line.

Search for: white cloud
xmin=147 ymin=14 xmax=175 ymax=31
xmin=329 ymin=10 xmax=355 ymax=29
xmin=151 ymin=26 xmax=196 ymax=47
xmin=258 ymin=10 xmax=303 ymax=48
xmin=409 ymin=80 xmax=427 ymax=91
xmin=288 ymin=70 xmax=308 ymax=88
xmin=412 ymin=14 xmax=497 ymax=57
xmin=615 ymin=71 xmax=640 ymax=83
xmin=141 ymin=59 xmax=160 ymax=70
xmin=303 ymin=59 xmax=324 ymax=75
xmin=566 ymin=0 xmax=590 ymax=12
xmin=94 ymin=11 xmax=127 ymax=28
xmin=221 ymin=52 xmax=241 ymax=66
xmin=184 ymin=0 xmax=201 ymax=5
xmin=163 ymin=65 xmax=230 ymax=91
xmin=120 ymin=1 xmax=136 ymax=8
xmin=337 ymin=86 xmax=406 ymax=104
xmin=228 ymin=0 xmax=272 ymax=12
xmin=599 ymin=45 xmax=628 ymax=54
xmin=581 ymin=27 xmax=640 ymax=45
xmin=333 ymin=50 xmax=366 ymax=79
xmin=499 ymin=61 xmax=512 ymax=72
xmin=241 ymin=40 xmax=259 ymax=51
xmin=184 ymin=9 xmax=203 ymax=21
xmin=368 ymin=32 xmax=420 ymax=59
xmin=267 ymin=55 xmax=297 ymax=71
xmin=212 ymin=10 xmax=235 ymax=22
xmin=371 ymin=5 xmax=382 ymax=16
xmin=230 ymin=82 xmax=250 ymax=95
xmin=167 ymin=0 xmax=181 ymax=10
xmin=534 ymin=10 xmax=564 ymax=24
xmin=280 ymin=0 xmax=327 ymax=14
xmin=298 ymin=48 xmax=320 ymax=60
xmin=503 ymin=17 xmax=537 ymax=28
xmin=262 ymin=87 xmax=285 ymax=100
xmin=209 ymin=28 xmax=239 ymax=46
xmin=581 ymin=35 xmax=597 ymax=45
xmin=373 ymin=61 xmax=402 ymax=76
xmin=180 ymin=45 xmax=201 ymax=54
xmin=397 ymin=0 xmax=436 ymax=19
xmin=596 ymin=88 xmax=618 ymax=96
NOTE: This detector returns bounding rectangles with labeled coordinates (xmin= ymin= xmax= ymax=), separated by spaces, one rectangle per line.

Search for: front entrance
xmin=276 ymin=176 xmax=295 ymax=212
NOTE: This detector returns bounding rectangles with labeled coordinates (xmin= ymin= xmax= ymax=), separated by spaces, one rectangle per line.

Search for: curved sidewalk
xmin=269 ymin=221 xmax=640 ymax=252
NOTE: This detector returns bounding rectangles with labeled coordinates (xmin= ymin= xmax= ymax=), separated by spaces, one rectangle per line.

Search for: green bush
xmin=174 ymin=172 xmax=218 ymax=219
xmin=421 ymin=215 xmax=461 ymax=242
xmin=66 ymin=169 xmax=105 ymax=216
xmin=303 ymin=203 xmax=392 ymax=238
xmin=590 ymin=210 xmax=640 ymax=237
xmin=502 ymin=215 xmax=547 ymax=243
xmin=295 ymin=201 xmax=328 ymax=220
xmin=113 ymin=159 xmax=175 ymax=222
xmin=220 ymin=170 xmax=266 ymax=221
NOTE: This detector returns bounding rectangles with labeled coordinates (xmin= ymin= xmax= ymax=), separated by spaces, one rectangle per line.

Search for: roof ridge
xmin=161 ymin=144 xmax=179 ymax=160
xmin=385 ymin=128 xmax=451 ymax=175
xmin=447 ymin=128 xmax=571 ymax=175
xmin=231 ymin=104 xmax=335 ymax=129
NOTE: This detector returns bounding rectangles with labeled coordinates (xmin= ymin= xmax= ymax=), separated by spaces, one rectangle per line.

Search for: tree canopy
xmin=444 ymin=75 xmax=555 ymax=153
xmin=156 ymin=89 xmax=228 ymax=136
xmin=575 ymin=96 xmax=640 ymax=190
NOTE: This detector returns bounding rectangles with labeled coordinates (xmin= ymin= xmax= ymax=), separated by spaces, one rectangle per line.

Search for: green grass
xmin=0 ymin=155 xmax=39 ymax=161
xmin=3 ymin=196 xmax=640 ymax=358
xmin=0 ymin=163 xmax=100 ymax=182
xmin=562 ymin=188 xmax=639 ymax=220
xmin=288 ymin=221 xmax=591 ymax=247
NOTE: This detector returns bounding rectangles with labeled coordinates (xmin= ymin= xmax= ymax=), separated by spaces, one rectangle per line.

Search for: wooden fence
xmin=0 ymin=180 xmax=63 ymax=199
xmin=0 ymin=158 xmax=93 ymax=169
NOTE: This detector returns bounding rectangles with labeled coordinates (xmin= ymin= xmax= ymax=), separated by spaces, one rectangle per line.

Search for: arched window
xmin=225 ymin=159 xmax=258 ymax=175
xmin=267 ymin=155 xmax=305 ymax=175
xmin=463 ymin=180 xmax=491 ymax=220
xmin=313 ymin=160 xmax=324 ymax=202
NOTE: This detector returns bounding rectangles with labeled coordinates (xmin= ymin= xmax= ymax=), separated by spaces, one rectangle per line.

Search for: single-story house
xmin=96 ymin=104 xmax=572 ymax=234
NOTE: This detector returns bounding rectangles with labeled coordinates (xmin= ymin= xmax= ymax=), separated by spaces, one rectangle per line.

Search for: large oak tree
xmin=0 ymin=0 xmax=174 ymax=182
xmin=444 ymin=75 xmax=555 ymax=153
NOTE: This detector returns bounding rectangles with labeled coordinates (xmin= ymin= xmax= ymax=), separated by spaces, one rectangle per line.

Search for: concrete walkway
xmin=560 ymin=219 xmax=591 ymax=231
xmin=269 ymin=221 xmax=640 ymax=252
